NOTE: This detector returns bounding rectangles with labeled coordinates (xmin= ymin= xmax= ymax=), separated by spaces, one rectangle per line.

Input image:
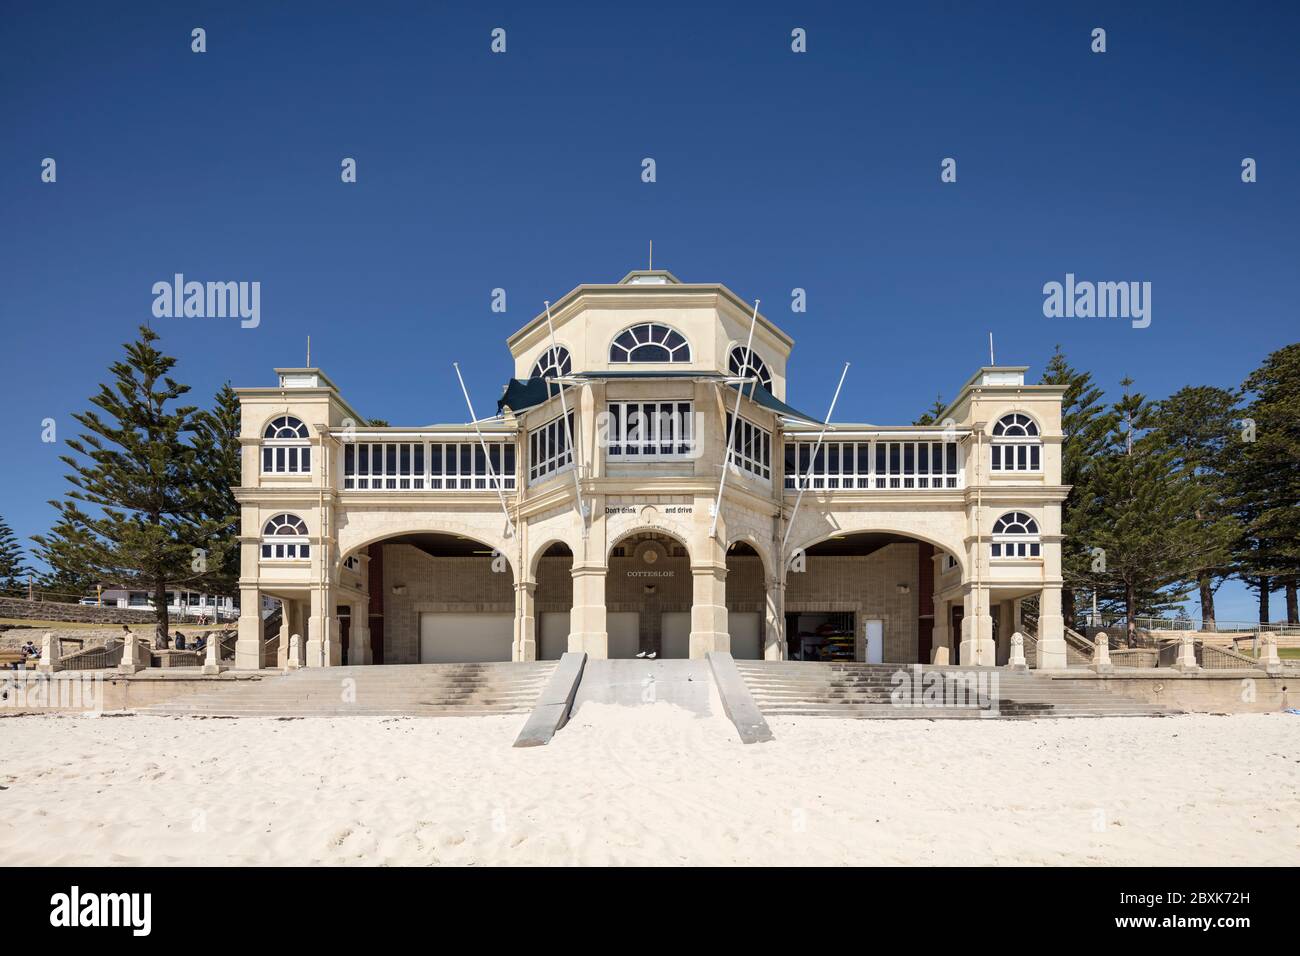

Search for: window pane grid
xmin=724 ymin=414 xmax=771 ymax=481
xmin=529 ymin=412 xmax=575 ymax=483
xmin=341 ymin=441 xmax=517 ymax=492
xmin=606 ymin=402 xmax=697 ymax=460
xmin=783 ymin=441 xmax=962 ymax=491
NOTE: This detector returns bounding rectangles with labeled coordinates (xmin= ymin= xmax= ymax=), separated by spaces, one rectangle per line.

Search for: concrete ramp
xmin=571 ymin=659 xmax=715 ymax=716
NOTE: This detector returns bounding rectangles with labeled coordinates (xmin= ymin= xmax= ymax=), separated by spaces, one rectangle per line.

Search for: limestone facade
xmin=233 ymin=271 xmax=1069 ymax=668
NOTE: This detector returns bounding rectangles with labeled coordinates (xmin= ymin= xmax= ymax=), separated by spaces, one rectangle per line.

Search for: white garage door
xmin=419 ymin=612 xmax=512 ymax=663
xmin=607 ymin=612 xmax=640 ymax=659
xmin=661 ymin=612 xmax=691 ymax=659
xmin=539 ymin=611 xmax=570 ymax=661
xmin=729 ymin=612 xmax=762 ymax=660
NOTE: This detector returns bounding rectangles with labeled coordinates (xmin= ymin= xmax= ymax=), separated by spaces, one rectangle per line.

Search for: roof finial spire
xmin=307 ymin=334 xmax=311 ymax=367
xmin=648 ymin=240 xmax=653 ymax=271
xmin=988 ymin=331 xmax=994 ymax=366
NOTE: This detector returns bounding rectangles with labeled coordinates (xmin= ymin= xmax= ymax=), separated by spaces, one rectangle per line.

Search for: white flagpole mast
xmin=453 ymin=362 xmax=516 ymax=538
xmin=780 ymin=362 xmax=850 ymax=559
xmin=544 ymin=301 xmax=588 ymax=536
xmin=709 ymin=299 xmax=760 ymax=540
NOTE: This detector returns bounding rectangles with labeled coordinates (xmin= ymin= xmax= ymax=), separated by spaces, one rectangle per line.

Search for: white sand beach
xmin=1 ymin=707 xmax=1296 ymax=866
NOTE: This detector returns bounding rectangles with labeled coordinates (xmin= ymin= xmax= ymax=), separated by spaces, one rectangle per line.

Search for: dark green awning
xmin=496 ymin=372 xmax=822 ymax=424
xmin=727 ymin=382 xmax=822 ymax=424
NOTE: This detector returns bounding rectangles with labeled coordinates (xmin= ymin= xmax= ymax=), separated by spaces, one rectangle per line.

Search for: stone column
xmin=276 ymin=599 xmax=291 ymax=669
xmin=513 ymin=581 xmax=537 ymax=661
xmin=569 ymin=564 xmax=608 ymax=658
xmin=38 ymin=634 xmax=62 ymax=674
xmin=119 ymin=630 xmax=145 ymax=674
xmin=1036 ymin=585 xmax=1069 ymax=669
xmin=350 ymin=600 xmax=372 ymax=665
xmin=997 ymin=599 xmax=1015 ymax=665
xmin=202 ymin=633 xmax=224 ymax=675
xmin=234 ymin=585 xmax=264 ymax=670
xmin=763 ymin=578 xmax=786 ymax=660
xmin=689 ymin=561 xmax=730 ymax=658
xmin=959 ymin=587 xmax=996 ymax=666
xmin=931 ymin=598 xmax=950 ymax=664
xmin=306 ymin=585 xmax=339 ymax=667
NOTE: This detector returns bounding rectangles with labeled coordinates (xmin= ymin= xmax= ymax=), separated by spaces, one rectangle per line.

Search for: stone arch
xmin=606 ymin=524 xmax=693 ymax=563
xmin=786 ymin=515 xmax=968 ymax=582
xmin=527 ymin=535 xmax=581 ymax=579
xmin=725 ymin=529 xmax=775 ymax=580
xmin=337 ymin=517 xmax=518 ymax=582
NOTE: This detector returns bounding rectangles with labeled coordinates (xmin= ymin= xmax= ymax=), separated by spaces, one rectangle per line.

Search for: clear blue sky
xmin=2 ymin=1 xmax=1296 ymax=620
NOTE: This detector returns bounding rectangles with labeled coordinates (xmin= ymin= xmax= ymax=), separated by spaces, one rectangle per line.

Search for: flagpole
xmin=543 ymin=301 xmax=588 ymax=536
xmin=453 ymin=362 xmax=516 ymax=538
xmin=781 ymin=363 xmax=850 ymax=559
xmin=709 ymin=299 xmax=760 ymax=540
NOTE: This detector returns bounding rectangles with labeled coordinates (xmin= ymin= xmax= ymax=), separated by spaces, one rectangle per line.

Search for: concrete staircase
xmin=735 ymin=661 xmax=1176 ymax=719
xmin=137 ymin=662 xmax=557 ymax=718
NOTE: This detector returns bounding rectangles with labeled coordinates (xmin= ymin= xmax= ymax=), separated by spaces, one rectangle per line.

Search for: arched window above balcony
xmin=728 ymin=346 xmax=772 ymax=393
xmin=609 ymin=323 xmax=691 ymax=363
xmin=531 ymin=345 xmax=573 ymax=398
xmin=262 ymin=416 xmax=311 ymax=474
xmin=991 ymin=511 xmax=1040 ymax=559
xmin=261 ymin=513 xmax=310 ymax=560
xmin=991 ymin=413 xmax=1041 ymax=472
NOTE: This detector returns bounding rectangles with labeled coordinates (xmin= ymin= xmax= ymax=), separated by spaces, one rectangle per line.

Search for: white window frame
xmin=606 ymin=401 xmax=696 ymax=460
xmin=783 ymin=440 xmax=961 ymax=491
xmin=990 ymin=512 xmax=1041 ymax=560
xmin=529 ymin=412 xmax=575 ymax=484
xmin=261 ymin=416 xmax=312 ymax=475
xmin=728 ymin=346 xmax=772 ymax=393
xmin=608 ymin=323 xmax=692 ymax=363
xmin=342 ymin=441 xmax=516 ymax=492
xmin=531 ymin=346 xmax=573 ymax=399
xmin=261 ymin=513 xmax=311 ymax=561
xmin=991 ymin=413 xmax=1042 ymax=473
xmin=725 ymin=413 xmax=771 ymax=482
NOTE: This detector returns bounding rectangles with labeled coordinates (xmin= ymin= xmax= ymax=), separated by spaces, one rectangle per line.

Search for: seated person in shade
xmin=174 ymin=631 xmax=186 ymax=650
xmin=22 ymin=641 xmax=39 ymax=659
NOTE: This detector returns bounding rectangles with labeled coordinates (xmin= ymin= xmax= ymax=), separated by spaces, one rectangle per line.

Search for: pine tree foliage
xmin=31 ymin=325 xmax=202 ymax=645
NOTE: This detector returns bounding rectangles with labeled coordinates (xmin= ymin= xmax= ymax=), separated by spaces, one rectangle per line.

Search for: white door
xmin=729 ymin=612 xmax=762 ymax=660
xmin=864 ymin=618 xmax=884 ymax=664
xmin=539 ymin=612 xmax=570 ymax=660
xmin=661 ymin=612 xmax=691 ymax=659
xmin=607 ymin=612 xmax=640 ymax=659
xmin=419 ymin=612 xmax=512 ymax=663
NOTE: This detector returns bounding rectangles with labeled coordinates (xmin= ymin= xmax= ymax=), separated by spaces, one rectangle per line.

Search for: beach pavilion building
xmin=233 ymin=271 xmax=1069 ymax=671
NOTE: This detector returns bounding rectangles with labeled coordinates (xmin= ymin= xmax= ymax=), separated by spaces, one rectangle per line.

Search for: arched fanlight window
xmin=262 ymin=416 xmax=312 ymax=474
xmin=261 ymin=513 xmax=310 ymax=560
xmin=728 ymin=346 xmax=772 ymax=393
xmin=991 ymin=511 xmax=1041 ymax=559
xmin=531 ymin=345 xmax=573 ymax=398
xmin=991 ymin=412 xmax=1041 ymax=472
xmin=609 ymin=323 xmax=691 ymax=363
xmin=992 ymin=413 xmax=1039 ymax=438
